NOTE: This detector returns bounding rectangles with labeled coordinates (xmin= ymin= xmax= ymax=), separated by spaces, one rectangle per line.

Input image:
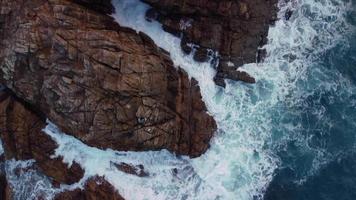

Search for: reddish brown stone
xmin=0 ymin=0 xmax=219 ymax=199
xmin=0 ymin=90 xmax=84 ymax=184
xmin=55 ymin=176 xmax=125 ymax=200
xmin=0 ymin=0 xmax=216 ymax=158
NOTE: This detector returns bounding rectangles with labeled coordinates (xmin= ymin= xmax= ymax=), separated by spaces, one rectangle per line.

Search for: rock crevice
xmin=143 ymin=0 xmax=278 ymax=87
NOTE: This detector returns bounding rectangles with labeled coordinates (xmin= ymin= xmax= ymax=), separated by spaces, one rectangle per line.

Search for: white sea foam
xmin=5 ymin=159 xmax=56 ymax=200
xmin=259 ymin=0 xmax=354 ymax=180
xmin=38 ymin=0 xmax=354 ymax=200
xmin=0 ymin=139 xmax=3 ymax=155
xmin=44 ymin=121 xmax=217 ymax=200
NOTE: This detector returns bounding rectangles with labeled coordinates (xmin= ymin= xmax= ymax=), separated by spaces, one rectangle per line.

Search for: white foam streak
xmin=0 ymin=139 xmax=3 ymax=155
xmin=44 ymin=122 xmax=217 ymax=200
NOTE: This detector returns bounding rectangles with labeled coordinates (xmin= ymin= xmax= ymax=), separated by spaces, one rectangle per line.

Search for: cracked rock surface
xmin=0 ymin=0 xmax=216 ymax=158
xmin=0 ymin=89 xmax=84 ymax=182
xmin=0 ymin=0 xmax=217 ymax=198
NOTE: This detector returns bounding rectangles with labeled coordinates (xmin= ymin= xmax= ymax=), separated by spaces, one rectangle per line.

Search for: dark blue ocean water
xmin=265 ymin=1 xmax=356 ymax=199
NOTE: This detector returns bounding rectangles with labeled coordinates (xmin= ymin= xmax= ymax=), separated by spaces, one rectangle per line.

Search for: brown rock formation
xmin=55 ymin=176 xmax=125 ymax=200
xmin=0 ymin=0 xmax=216 ymax=157
xmin=0 ymin=0 xmax=219 ymax=199
xmin=0 ymin=90 xmax=127 ymax=199
xmin=143 ymin=0 xmax=278 ymax=87
xmin=0 ymin=89 xmax=84 ymax=185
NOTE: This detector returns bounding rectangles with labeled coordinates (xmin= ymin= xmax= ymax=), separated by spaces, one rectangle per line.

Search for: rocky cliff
xmin=0 ymin=0 xmax=216 ymax=157
xmin=143 ymin=0 xmax=278 ymax=87
xmin=0 ymin=0 xmax=216 ymax=199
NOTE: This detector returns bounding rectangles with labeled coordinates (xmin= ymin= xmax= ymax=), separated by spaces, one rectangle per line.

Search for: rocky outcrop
xmin=0 ymin=0 xmax=216 ymax=157
xmin=55 ymin=176 xmax=125 ymax=200
xmin=114 ymin=162 xmax=149 ymax=177
xmin=0 ymin=155 xmax=11 ymax=200
xmin=0 ymin=90 xmax=140 ymax=199
xmin=0 ymin=0 xmax=281 ymax=199
xmin=0 ymin=89 xmax=85 ymax=185
xmin=0 ymin=0 xmax=219 ymax=199
xmin=143 ymin=0 xmax=278 ymax=87
xmin=0 ymin=0 xmax=218 ymax=198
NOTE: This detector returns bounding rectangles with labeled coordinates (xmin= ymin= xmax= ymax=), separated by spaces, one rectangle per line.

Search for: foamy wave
xmin=5 ymin=159 xmax=56 ymax=200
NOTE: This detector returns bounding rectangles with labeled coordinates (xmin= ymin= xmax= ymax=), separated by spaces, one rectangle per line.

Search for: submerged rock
xmin=142 ymin=0 xmax=278 ymax=86
xmin=113 ymin=162 xmax=149 ymax=177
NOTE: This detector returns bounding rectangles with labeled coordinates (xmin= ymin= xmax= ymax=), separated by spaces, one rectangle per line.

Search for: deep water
xmin=265 ymin=1 xmax=356 ymax=199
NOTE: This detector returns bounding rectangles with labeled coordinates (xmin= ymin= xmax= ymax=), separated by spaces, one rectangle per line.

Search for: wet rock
xmin=285 ymin=9 xmax=293 ymax=20
xmin=0 ymin=174 xmax=9 ymax=200
xmin=0 ymin=173 xmax=5 ymax=199
xmin=72 ymin=0 xmax=115 ymax=15
xmin=214 ymin=70 xmax=256 ymax=87
xmin=257 ymin=49 xmax=267 ymax=63
xmin=113 ymin=162 xmax=149 ymax=177
xmin=0 ymin=90 xmax=84 ymax=185
xmin=181 ymin=37 xmax=193 ymax=55
xmin=193 ymin=48 xmax=209 ymax=62
xmin=145 ymin=8 xmax=160 ymax=22
xmin=0 ymin=155 xmax=10 ymax=200
xmin=0 ymin=0 xmax=216 ymax=158
xmin=214 ymin=60 xmax=256 ymax=87
xmin=142 ymin=0 xmax=278 ymax=86
xmin=55 ymin=176 xmax=125 ymax=200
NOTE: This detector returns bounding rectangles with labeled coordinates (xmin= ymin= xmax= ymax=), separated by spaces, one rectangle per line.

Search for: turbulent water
xmin=111 ymin=0 xmax=356 ymax=199
xmin=4 ymin=160 xmax=56 ymax=200
xmin=263 ymin=0 xmax=356 ymax=199
xmin=2 ymin=0 xmax=356 ymax=199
